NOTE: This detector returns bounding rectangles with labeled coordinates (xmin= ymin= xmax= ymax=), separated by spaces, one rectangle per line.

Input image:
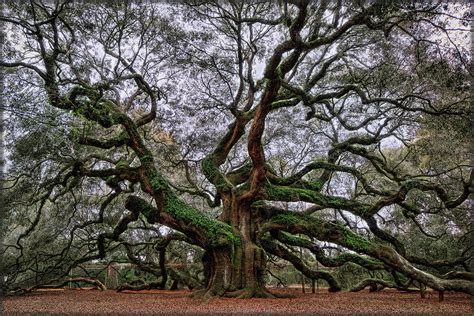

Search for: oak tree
xmin=1 ymin=0 xmax=472 ymax=298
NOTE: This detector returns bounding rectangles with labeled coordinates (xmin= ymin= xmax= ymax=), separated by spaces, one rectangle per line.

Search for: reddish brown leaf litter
xmin=2 ymin=288 xmax=472 ymax=315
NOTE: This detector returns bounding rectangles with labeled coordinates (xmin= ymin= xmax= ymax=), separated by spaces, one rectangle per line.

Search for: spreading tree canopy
xmin=1 ymin=0 xmax=472 ymax=298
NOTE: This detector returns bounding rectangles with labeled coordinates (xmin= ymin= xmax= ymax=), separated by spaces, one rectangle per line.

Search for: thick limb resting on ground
xmin=14 ymin=278 xmax=107 ymax=295
xmin=350 ymin=278 xmax=406 ymax=293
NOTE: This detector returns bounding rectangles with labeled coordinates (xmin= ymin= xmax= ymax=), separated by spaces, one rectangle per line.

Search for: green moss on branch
xmin=202 ymin=157 xmax=231 ymax=191
xmin=266 ymin=211 xmax=372 ymax=253
xmin=303 ymin=180 xmax=323 ymax=191
xmin=164 ymin=194 xmax=240 ymax=247
xmin=341 ymin=229 xmax=370 ymax=252
xmin=144 ymin=169 xmax=240 ymax=248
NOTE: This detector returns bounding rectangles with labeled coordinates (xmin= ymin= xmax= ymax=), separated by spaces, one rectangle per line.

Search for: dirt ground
xmin=1 ymin=287 xmax=472 ymax=315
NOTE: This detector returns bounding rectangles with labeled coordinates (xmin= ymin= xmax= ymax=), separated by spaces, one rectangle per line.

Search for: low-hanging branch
xmin=260 ymin=210 xmax=473 ymax=294
xmin=272 ymin=231 xmax=385 ymax=271
xmin=261 ymin=236 xmax=341 ymax=292
xmin=14 ymin=277 xmax=107 ymax=295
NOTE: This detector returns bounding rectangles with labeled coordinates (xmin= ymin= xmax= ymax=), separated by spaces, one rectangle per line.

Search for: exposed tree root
xmin=190 ymin=287 xmax=227 ymax=302
xmin=190 ymin=286 xmax=293 ymax=300
xmin=224 ymin=287 xmax=276 ymax=298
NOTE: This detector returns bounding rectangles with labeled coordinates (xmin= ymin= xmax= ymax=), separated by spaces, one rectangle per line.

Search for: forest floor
xmin=2 ymin=287 xmax=472 ymax=315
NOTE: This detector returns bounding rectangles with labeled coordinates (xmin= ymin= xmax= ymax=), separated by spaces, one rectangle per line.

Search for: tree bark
xmin=194 ymin=247 xmax=233 ymax=298
xmin=196 ymin=199 xmax=271 ymax=298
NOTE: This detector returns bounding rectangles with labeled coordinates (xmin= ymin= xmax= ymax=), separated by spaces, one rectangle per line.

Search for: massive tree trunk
xmin=229 ymin=203 xmax=269 ymax=297
xmin=199 ymin=247 xmax=233 ymax=297
xmin=199 ymin=196 xmax=271 ymax=298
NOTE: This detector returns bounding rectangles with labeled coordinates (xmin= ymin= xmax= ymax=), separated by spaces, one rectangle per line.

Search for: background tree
xmin=1 ymin=0 xmax=472 ymax=299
